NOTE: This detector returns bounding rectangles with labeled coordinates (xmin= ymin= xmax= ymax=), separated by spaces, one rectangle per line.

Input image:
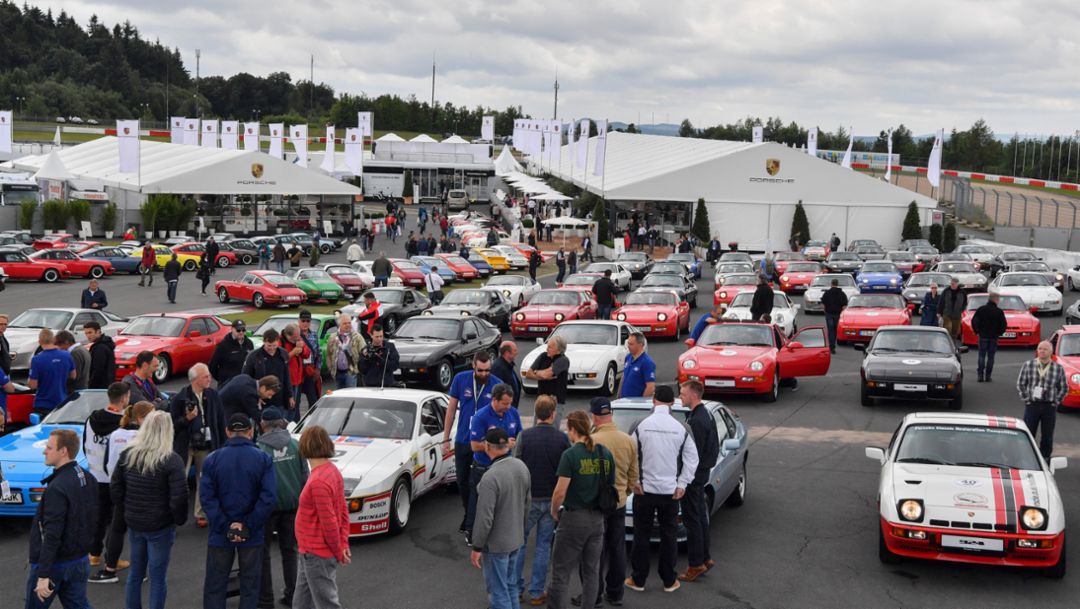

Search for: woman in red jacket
xmin=293 ymin=426 xmax=350 ymax=609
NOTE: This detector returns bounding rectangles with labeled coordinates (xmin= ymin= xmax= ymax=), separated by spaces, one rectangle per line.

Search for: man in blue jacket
xmin=690 ymin=305 xmax=724 ymax=341
xmin=80 ymin=279 xmax=108 ymax=310
xmin=201 ymin=413 xmax=277 ymax=609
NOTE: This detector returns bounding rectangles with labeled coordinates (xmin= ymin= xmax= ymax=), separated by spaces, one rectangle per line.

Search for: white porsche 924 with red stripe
xmin=866 ymin=412 xmax=1067 ymax=577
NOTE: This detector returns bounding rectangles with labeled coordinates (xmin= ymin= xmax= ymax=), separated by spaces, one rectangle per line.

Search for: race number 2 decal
xmin=425 ymin=447 xmax=438 ymax=482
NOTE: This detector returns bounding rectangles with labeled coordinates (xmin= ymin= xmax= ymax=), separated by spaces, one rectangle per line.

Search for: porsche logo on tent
xmin=226 ymin=126 xmax=232 ymax=132
xmin=251 ymin=163 xmax=264 ymax=178
xmin=247 ymin=128 xmax=253 ymax=134
xmin=350 ymin=134 xmax=357 ymax=141
xmin=123 ymin=127 xmax=130 ymax=135
xmin=765 ymin=158 xmax=780 ymax=176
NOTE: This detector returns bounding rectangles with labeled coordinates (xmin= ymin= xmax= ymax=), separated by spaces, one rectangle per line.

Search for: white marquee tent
xmin=493 ymin=146 xmax=524 ymax=176
xmin=375 ymin=133 xmax=405 ymax=142
xmin=409 ymin=134 xmax=438 ymax=143
xmin=542 ymin=132 xmax=938 ymax=250
xmin=443 ymin=135 xmax=470 ymax=144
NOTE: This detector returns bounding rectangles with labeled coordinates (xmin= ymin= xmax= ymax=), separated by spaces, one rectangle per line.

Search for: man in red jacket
xmin=355 ymin=292 xmax=382 ymax=342
xmin=280 ymin=323 xmax=311 ymax=423
xmin=138 ymin=242 xmax=156 ymax=287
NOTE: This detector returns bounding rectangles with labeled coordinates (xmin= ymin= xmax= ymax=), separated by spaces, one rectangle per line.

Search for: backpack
xmin=593 ymin=444 xmax=618 ymax=516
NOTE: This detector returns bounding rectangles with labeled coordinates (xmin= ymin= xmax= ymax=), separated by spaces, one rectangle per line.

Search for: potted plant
xmin=19 ymin=201 xmax=36 ymax=233
xmin=101 ymin=202 xmax=117 ymax=239
xmin=42 ymin=199 xmax=67 ymax=233
xmin=402 ymin=171 xmax=414 ymax=204
xmin=154 ymin=196 xmax=175 ymax=239
xmin=140 ymin=197 xmax=158 ymax=239
xmin=68 ymin=200 xmax=91 ymax=237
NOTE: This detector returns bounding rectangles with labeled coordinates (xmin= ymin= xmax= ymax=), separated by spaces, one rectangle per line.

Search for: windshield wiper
xmin=337 ymin=400 xmax=358 ymax=436
xmin=904 ymin=349 xmax=950 ymax=354
xmin=954 ymin=461 xmax=1012 ymax=469
xmin=897 ymin=457 xmax=953 ymax=465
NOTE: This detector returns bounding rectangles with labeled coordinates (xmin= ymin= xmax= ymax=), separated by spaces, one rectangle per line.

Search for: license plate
xmin=636 ymin=326 xmax=651 ymax=332
xmin=941 ymin=534 xmax=1003 ymax=552
xmin=286 ymin=296 xmax=300 ymax=301
xmin=859 ymin=330 xmax=875 ymax=336
xmin=1002 ymin=332 xmax=1016 ymax=338
xmin=705 ymin=379 xmax=735 ymax=388
xmin=895 ymin=383 xmax=927 ymax=392
xmin=322 ymin=291 xmax=336 ymax=296
xmin=528 ymin=326 xmax=548 ymax=332
xmin=0 ymin=491 xmax=22 ymax=504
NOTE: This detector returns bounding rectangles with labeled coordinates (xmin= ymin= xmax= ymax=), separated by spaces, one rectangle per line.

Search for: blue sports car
xmin=410 ymin=256 xmax=457 ymax=283
xmin=667 ymin=253 xmax=703 ymax=279
xmin=856 ymin=261 xmax=904 ymax=294
xmin=82 ymin=246 xmax=143 ymax=274
xmin=466 ymin=256 xmax=493 ymax=277
xmin=0 ymin=390 xmax=108 ymax=516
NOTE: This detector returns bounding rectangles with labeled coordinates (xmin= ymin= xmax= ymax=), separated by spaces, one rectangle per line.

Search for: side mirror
xmin=1050 ymin=456 xmax=1068 ymax=473
xmin=1030 ymin=306 xmax=1039 ymax=314
xmin=907 ymin=303 xmax=916 ymax=311
xmin=958 ymin=345 xmax=969 ymax=354
xmin=684 ymin=338 xmax=696 ymax=348
xmin=535 ymin=337 xmax=544 ymax=345
xmin=865 ymin=446 xmax=885 ymax=464
xmin=29 ymin=413 xmax=41 ymax=426
xmin=188 ymin=331 xmax=202 ymax=338
xmin=853 ymin=343 xmax=866 ymax=351
xmin=787 ymin=341 xmax=804 ymax=350
xmin=721 ymin=438 xmax=740 ymax=453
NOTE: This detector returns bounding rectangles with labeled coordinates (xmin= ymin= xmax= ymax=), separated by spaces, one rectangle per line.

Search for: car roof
xmin=610 ymin=397 xmax=726 ymax=412
xmin=874 ymin=325 xmax=949 ymax=334
xmin=321 ymin=387 xmax=445 ymax=402
xmin=131 ymin=312 xmax=207 ymax=319
xmin=905 ymin=412 xmax=1022 ymax=427
xmin=1056 ymin=325 xmax=1080 ymax=336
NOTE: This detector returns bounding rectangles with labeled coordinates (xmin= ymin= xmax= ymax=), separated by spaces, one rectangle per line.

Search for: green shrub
xmin=154 ymin=195 xmax=177 ymax=232
xmin=173 ymin=199 xmax=196 ymax=231
xmin=140 ymin=197 xmax=160 ymax=233
xmin=691 ymin=197 xmax=710 ymax=243
xmin=790 ymin=201 xmax=809 ymax=247
xmin=522 ymin=218 xmax=534 ymax=228
xmin=592 ymin=197 xmax=608 ymax=243
xmin=42 ymin=199 xmax=67 ymax=231
xmin=943 ymin=222 xmax=958 ymax=252
xmin=20 ymin=201 xmax=37 ymax=231
xmin=401 ymin=171 xmax=413 ymax=198
xmin=928 ymin=223 xmax=943 ymax=250
xmin=68 ymin=200 xmax=91 ymax=225
xmin=101 ymin=202 xmax=118 ymax=234
xmin=901 ymin=201 xmax=922 ymax=240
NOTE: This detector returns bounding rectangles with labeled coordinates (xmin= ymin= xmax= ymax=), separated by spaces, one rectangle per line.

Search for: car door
xmin=578 ymin=292 xmax=597 ymax=319
xmin=416 ymin=398 xmax=448 ymax=494
xmin=615 ymin=324 xmax=631 ymax=373
xmin=401 ymin=290 xmax=418 ymax=318
xmin=172 ymin=317 xmax=206 ymax=369
xmin=711 ymin=405 xmax=741 ymax=502
xmin=776 ymin=326 xmax=831 ymax=377
xmin=237 ymin=274 xmax=257 ymax=300
xmin=461 ymin=320 xmax=486 ymax=359
xmin=190 ymin=317 xmax=220 ymax=362
xmin=2 ymin=252 xmax=31 ymax=279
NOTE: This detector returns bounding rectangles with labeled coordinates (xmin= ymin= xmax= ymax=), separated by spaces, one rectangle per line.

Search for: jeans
xmin=374 ymin=275 xmax=388 ymax=287
xmin=91 ymin=483 xmax=112 ymax=557
xmin=334 ymin=370 xmax=357 ymax=389
xmin=516 ymin=499 xmax=555 ymax=598
xmin=260 ymin=511 xmax=298 ymax=606
xmin=977 ymin=337 xmax=998 ymax=378
xmin=598 ymin=507 xmax=627 ymax=601
xmin=293 ymin=553 xmax=341 ymax=609
xmin=556 ymin=265 xmax=566 ymax=283
xmin=681 ymin=483 xmax=711 ymax=567
xmin=825 ymin=313 xmax=840 ymax=350
xmin=454 ymin=443 xmax=474 ymax=529
xmin=204 ymin=545 xmax=263 ymax=609
xmin=126 ymin=526 xmax=175 ymax=609
xmin=1024 ymin=401 xmax=1057 ymax=460
xmin=547 ymin=509 xmax=604 ymax=609
xmin=166 ymin=280 xmax=178 ymax=303
xmin=483 ymin=550 xmax=520 ymax=609
xmin=630 ymin=492 xmax=679 ymax=587
xmin=466 ymin=462 xmax=488 ymax=532
xmin=186 ymin=448 xmax=210 ymax=520
xmin=597 ymin=305 xmax=613 ymax=321
xmin=258 ymin=258 xmax=270 ymax=270
xmin=25 ymin=557 xmax=91 ymax=609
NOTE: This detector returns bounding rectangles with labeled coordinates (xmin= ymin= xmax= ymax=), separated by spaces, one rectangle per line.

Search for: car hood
xmin=393 ymin=338 xmax=454 ymax=362
xmin=518 ymin=305 xmax=576 ymax=319
xmin=523 ymin=343 xmax=616 ymax=370
xmin=841 ymin=308 xmax=909 ymax=323
xmin=782 ymin=272 xmax=817 ymax=280
xmin=616 ymin=305 xmax=675 ymax=318
xmin=828 ymin=260 xmax=861 ymax=267
xmin=429 ymin=304 xmax=486 ymax=316
xmin=326 ymin=436 xmax=409 ymax=481
xmin=863 ymin=353 xmax=959 ymax=379
xmin=113 ymin=335 xmax=178 ymax=356
xmin=686 ymin=344 xmax=773 ymax=368
xmin=298 ymin=279 xmax=341 ymax=291
xmin=0 ymin=423 xmax=83 ymax=477
xmin=891 ymin=464 xmax=1051 ymax=515
xmin=4 ymin=329 xmax=47 ymax=351
xmin=858 ymin=272 xmax=901 ymax=281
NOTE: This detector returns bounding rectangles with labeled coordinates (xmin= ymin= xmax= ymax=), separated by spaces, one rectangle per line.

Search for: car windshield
xmin=231 ymin=240 xmax=256 ymax=249
xmin=530 ymin=291 xmax=579 ymax=305
xmin=10 ymin=309 xmax=73 ymax=329
xmin=1058 ymin=334 xmax=1080 ymax=357
xmin=810 ymin=275 xmax=856 ymax=287
xmin=722 ymin=275 xmax=757 ymax=286
xmin=395 ymin=318 xmax=461 ymax=340
xmin=641 ymin=276 xmax=681 ymax=288
xmin=443 ymin=290 xmax=488 ymax=305
xmin=487 ymin=276 xmax=524 ymax=286
xmin=563 ymin=275 xmax=599 ymax=286
xmin=965 ymin=294 xmax=1026 ymax=311
xmin=907 ymin=273 xmax=951 ymax=287
xmin=786 ymin=262 xmax=820 ymax=272
xmin=697 ymin=324 xmax=774 ymax=347
xmin=720 ymin=253 xmax=751 ymax=262
xmin=253 ymin=316 xmax=313 ymax=336
xmin=263 ymin=274 xmax=295 ymax=287
xmin=1002 ymin=252 xmax=1036 ymax=261
xmin=326 ymin=268 xmax=359 ymax=278
xmin=861 ymin=263 xmax=898 ymax=273
xmin=394 ymin=261 xmax=420 ymax=271
xmin=617 ymin=253 xmax=647 ymax=262
xmin=122 ymin=316 xmax=186 ymax=337
xmin=888 ymin=253 xmax=916 ymax=262
xmin=549 ymin=324 xmax=617 ymax=345
xmin=299 ymin=396 xmax=415 ymax=440
xmin=857 ymin=247 xmax=884 ymax=254
xmin=296 ymin=270 xmax=330 ymax=280
xmin=1011 ymin=262 xmax=1051 ymax=272
xmin=442 ymin=256 xmax=469 ymax=266
xmin=895 ymin=424 xmax=1041 ymax=471
xmin=370 ymin=289 xmax=403 ymax=304
xmin=42 ymin=390 xmax=109 ymax=425
xmin=871 ymin=330 xmax=954 ymax=354
xmin=911 ymin=247 xmax=938 ymax=254
xmin=669 ymin=254 xmax=695 ymax=263
xmin=958 ymin=246 xmax=990 ymax=254
xmin=937 ymin=262 xmax=978 ymax=273
xmin=849 ymin=295 xmax=905 ymax=309
xmin=583 ymin=264 xmax=614 ymax=273
xmin=730 ymin=292 xmax=789 ymax=308
xmin=830 ymin=253 xmax=860 ymax=261
xmin=717 ymin=264 xmax=752 ymax=274
xmin=906 ymin=240 xmax=931 ymax=247
xmin=775 ymin=253 xmax=803 ymax=261
xmin=806 ymin=241 xmax=826 ymax=248
xmin=651 ymin=263 xmax=685 ymax=273
xmin=625 ymin=292 xmax=678 ymax=306
xmin=999 ymin=274 xmax=1051 ymax=287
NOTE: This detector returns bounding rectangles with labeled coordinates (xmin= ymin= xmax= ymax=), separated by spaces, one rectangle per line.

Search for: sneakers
xmin=677 ymin=565 xmax=708 ymax=582
xmin=624 ymin=578 xmax=645 ymax=592
xmin=88 ymin=569 xmax=118 ymax=584
xmin=115 ymin=559 xmax=130 ymax=571
xmin=664 ymin=580 xmax=681 ymax=593
xmin=528 ymin=593 xmax=548 ymax=606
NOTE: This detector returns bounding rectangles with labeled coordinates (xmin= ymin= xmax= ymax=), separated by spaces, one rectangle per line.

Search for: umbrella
xmin=531 ymin=192 xmax=572 ymax=201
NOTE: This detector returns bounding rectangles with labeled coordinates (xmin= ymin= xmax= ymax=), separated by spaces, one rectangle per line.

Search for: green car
xmin=285 ymin=268 xmax=344 ymax=304
xmin=248 ymin=313 xmax=339 ymax=374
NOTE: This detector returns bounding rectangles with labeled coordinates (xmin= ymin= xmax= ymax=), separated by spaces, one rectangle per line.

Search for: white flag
xmin=481 ymin=116 xmax=495 ymax=141
xmin=221 ymin=121 xmax=240 ymax=150
xmin=344 ymin=128 xmax=363 ymax=176
xmin=927 ymin=128 xmax=944 ymax=188
xmin=291 ymin=124 xmax=309 ymax=168
xmin=117 ymin=120 xmax=140 ymax=174
xmin=0 ymin=110 xmax=11 ymax=155
xmin=512 ymin=120 xmax=521 ymax=151
xmin=320 ymin=126 xmax=336 ymax=172
xmin=752 ymin=125 xmax=763 ymax=143
xmin=807 ymin=127 xmax=818 ymax=156
xmin=183 ymin=119 xmax=200 ymax=146
xmin=201 ymin=120 xmax=219 ymax=148
xmin=53 ymin=126 xmax=61 ymax=147
xmin=593 ymin=119 xmax=608 ymax=177
xmin=170 ymin=117 xmax=184 ymax=144
xmin=549 ymin=122 xmax=562 ymax=166
xmin=357 ymin=112 xmax=373 ymax=137
xmin=841 ymin=129 xmax=853 ymax=169
xmin=268 ymin=124 xmax=285 ymax=159
xmin=885 ymin=128 xmax=893 ymax=182
xmin=243 ymin=123 xmax=260 ymax=152
xmin=576 ymin=119 xmax=590 ymax=168
xmin=567 ymin=119 xmax=577 ymax=164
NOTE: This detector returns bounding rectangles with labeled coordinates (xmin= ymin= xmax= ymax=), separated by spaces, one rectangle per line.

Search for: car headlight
xmin=781 ymin=275 xmax=789 ymax=282
xmin=554 ymin=313 xmax=565 ymax=321
xmin=657 ymin=313 xmax=668 ymax=321
xmin=898 ymin=499 xmax=924 ymax=522
xmin=342 ymin=477 xmax=363 ymax=497
xmin=719 ymin=291 xmax=728 ymax=298
xmin=976 ymin=276 xmax=986 ymax=282
xmin=906 ymin=292 xmax=917 ymax=299
xmin=889 ymin=278 xmax=898 ymax=284
xmin=515 ymin=312 xmax=525 ymax=321
xmin=502 ymin=289 xmax=511 ymax=296
xmin=422 ymin=310 xmax=433 ymax=316
xmin=1057 ymin=274 xmax=1064 ymax=281
xmin=860 ymin=278 xmax=868 ymax=283
xmin=1021 ymin=507 xmax=1048 ymax=530
xmin=460 ymin=310 xmax=470 ymax=317
xmin=749 ymin=361 xmax=764 ymax=372
xmin=682 ymin=359 xmax=697 ymax=369
xmin=616 ymin=313 xmax=626 ymax=321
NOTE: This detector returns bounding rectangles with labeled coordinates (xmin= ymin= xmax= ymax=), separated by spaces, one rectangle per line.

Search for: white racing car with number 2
xmin=291 ymin=388 xmax=457 ymax=537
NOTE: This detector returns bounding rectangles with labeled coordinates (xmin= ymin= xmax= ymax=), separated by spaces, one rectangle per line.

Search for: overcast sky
xmin=35 ymin=0 xmax=1080 ymax=136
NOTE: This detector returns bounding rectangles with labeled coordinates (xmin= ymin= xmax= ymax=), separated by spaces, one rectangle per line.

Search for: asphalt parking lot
xmin=3 ymin=218 xmax=1080 ymax=608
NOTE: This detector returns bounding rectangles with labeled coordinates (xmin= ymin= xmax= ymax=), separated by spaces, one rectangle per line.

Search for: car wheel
xmin=600 ymin=363 xmax=617 ymax=397
xmin=217 ymin=256 xmax=230 ymax=268
xmin=724 ymin=459 xmax=747 ymax=507
xmin=762 ymin=370 xmax=779 ymax=403
xmin=388 ymin=476 xmax=411 ymax=535
xmin=241 ymin=254 xmax=254 ymax=265
xmin=253 ymin=292 xmax=266 ymax=309
xmin=218 ymin=288 xmax=230 ymax=303
xmin=42 ymin=268 xmax=59 ymax=283
xmin=433 ymin=359 xmax=454 ymax=392
xmin=383 ymin=315 xmax=398 ymax=336
xmin=89 ymin=266 xmax=104 ymax=279
xmin=153 ymin=354 xmax=172 ymax=383
xmin=879 ymin=527 xmax=901 ymax=565
xmin=183 ymin=260 xmax=197 ymax=272
xmin=949 ymin=384 xmax=963 ymax=410
xmin=861 ymin=383 xmax=875 ymax=407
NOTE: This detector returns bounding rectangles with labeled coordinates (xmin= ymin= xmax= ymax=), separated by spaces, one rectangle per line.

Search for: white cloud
xmin=31 ymin=0 xmax=1080 ymax=135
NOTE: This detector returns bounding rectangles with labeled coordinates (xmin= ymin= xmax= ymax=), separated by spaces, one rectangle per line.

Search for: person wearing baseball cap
xmin=588 ymin=396 xmax=639 ymax=606
xmin=256 ymin=406 xmax=308 ymax=607
xmin=201 ymin=411 xmax=276 ymax=609
xmin=209 ymin=319 xmax=253 ymax=386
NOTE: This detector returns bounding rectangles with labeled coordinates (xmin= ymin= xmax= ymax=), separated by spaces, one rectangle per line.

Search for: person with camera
xmin=169 ymin=363 xmax=225 ymax=528
xmin=121 ymin=350 xmax=166 ymax=409
xmin=256 ymin=407 xmax=308 ymax=609
xmin=358 ymin=324 xmax=399 ymax=388
xmin=242 ymin=328 xmax=294 ymax=412
xmin=209 ymin=320 xmax=254 ymax=387
xmin=325 ymin=315 xmax=365 ymax=389
xmin=201 ymin=413 xmax=277 ymax=609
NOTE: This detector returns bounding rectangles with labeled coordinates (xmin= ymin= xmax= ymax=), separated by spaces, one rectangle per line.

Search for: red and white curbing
xmin=852 ymin=162 xmax=1080 ymax=192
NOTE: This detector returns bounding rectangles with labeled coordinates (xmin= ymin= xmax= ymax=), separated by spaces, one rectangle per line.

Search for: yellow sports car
xmin=471 ymin=248 xmax=511 ymax=273
xmin=128 ymin=245 xmax=202 ymax=271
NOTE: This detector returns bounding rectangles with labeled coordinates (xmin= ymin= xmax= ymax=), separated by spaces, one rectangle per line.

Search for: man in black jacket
xmin=938 ymin=278 xmax=967 ymax=343
xmin=820 ymin=278 xmax=849 ymax=354
xmin=242 ymin=328 xmax=294 ymax=410
xmin=358 ymin=324 xmax=400 ymax=388
xmin=591 ymin=270 xmax=618 ymax=321
xmin=205 ymin=237 xmax=220 ymax=275
xmin=27 ymin=429 xmax=97 ymax=607
xmin=170 ymin=362 xmax=226 ymax=527
xmin=163 ymin=253 xmax=182 ymax=304
xmin=490 ymin=341 xmax=521 ymax=408
xmin=749 ymin=275 xmax=774 ymax=322
xmin=208 ymin=320 xmax=253 ymax=385
xmin=971 ymin=292 xmax=1008 ymax=382
xmin=677 ymin=381 xmax=720 ymax=583
xmin=122 ymin=350 xmax=166 ymax=408
xmin=83 ymin=321 xmax=116 ymax=389
xmin=219 ymin=373 xmax=281 ymax=425
xmin=528 ymin=249 xmax=541 ymax=282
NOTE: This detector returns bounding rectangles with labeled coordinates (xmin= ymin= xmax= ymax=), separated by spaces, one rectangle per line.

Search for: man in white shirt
xmin=626 ymin=385 xmax=698 ymax=594
xmin=346 ymin=239 xmax=364 ymax=264
xmin=424 ymin=265 xmax=445 ymax=304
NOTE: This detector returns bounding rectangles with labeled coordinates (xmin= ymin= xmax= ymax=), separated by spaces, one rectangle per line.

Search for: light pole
xmin=253 ymin=108 xmax=260 ymax=121
xmin=14 ymin=96 xmax=25 ymax=118
xmin=140 ymin=103 xmax=150 ymax=120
